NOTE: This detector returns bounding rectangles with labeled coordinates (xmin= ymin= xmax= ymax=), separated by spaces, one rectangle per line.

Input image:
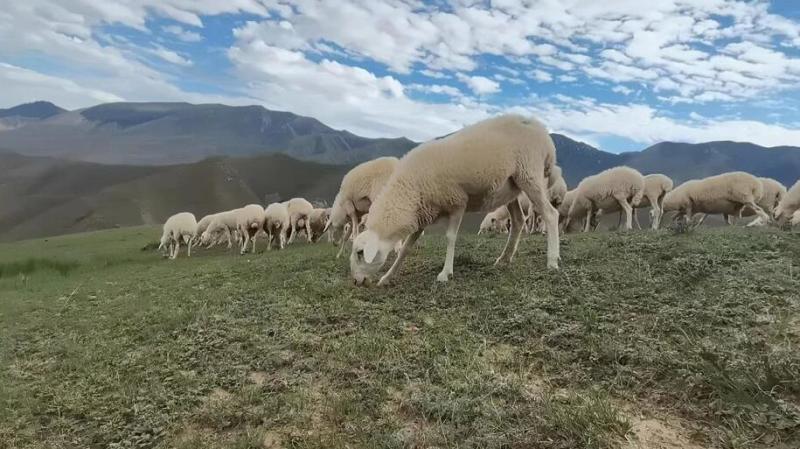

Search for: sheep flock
xmin=158 ymin=114 xmax=800 ymax=285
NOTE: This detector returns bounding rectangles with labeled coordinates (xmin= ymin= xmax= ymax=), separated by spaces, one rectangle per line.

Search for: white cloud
xmin=0 ymin=63 xmax=123 ymax=108
xmin=529 ymin=69 xmax=553 ymax=82
xmin=163 ymin=25 xmax=202 ymax=42
xmin=612 ymin=85 xmax=633 ymax=95
xmin=456 ymin=74 xmax=501 ymax=95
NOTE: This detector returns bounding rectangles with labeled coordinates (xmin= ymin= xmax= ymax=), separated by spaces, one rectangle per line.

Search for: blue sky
xmin=1 ymin=1 xmax=799 ymax=152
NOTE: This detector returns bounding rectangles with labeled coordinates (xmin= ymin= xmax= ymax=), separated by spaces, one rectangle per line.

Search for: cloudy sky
xmin=1 ymin=0 xmax=799 ymax=152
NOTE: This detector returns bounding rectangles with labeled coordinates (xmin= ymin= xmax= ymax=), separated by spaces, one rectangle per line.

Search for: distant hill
xmin=0 ymin=152 xmax=347 ymax=241
xmin=0 ymin=101 xmax=65 ymax=119
xmin=0 ymin=101 xmax=67 ymax=132
xmin=0 ymin=102 xmax=416 ymax=165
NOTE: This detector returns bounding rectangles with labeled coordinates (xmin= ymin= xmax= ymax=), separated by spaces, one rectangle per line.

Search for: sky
xmin=1 ymin=0 xmax=799 ymax=153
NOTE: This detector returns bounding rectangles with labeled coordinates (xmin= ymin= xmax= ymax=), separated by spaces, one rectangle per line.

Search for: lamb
xmin=530 ymin=165 xmax=567 ymax=233
xmin=478 ymin=206 xmax=511 ymax=234
xmin=236 ymin=204 xmax=266 ymax=254
xmin=263 ymin=202 xmax=290 ymax=250
xmin=774 ymin=179 xmax=800 ymax=225
xmin=636 ymin=174 xmax=674 ymax=230
xmin=284 ymin=198 xmax=314 ymax=244
xmin=566 ymin=166 xmax=645 ymax=232
xmin=742 ymin=177 xmax=786 ymax=226
xmin=664 ymin=172 xmax=769 ymax=227
xmin=349 ymin=114 xmax=560 ymax=286
xmin=325 ymin=157 xmax=399 ymax=256
xmin=307 ymin=208 xmax=331 ymax=242
xmin=158 ymin=212 xmax=197 ymax=259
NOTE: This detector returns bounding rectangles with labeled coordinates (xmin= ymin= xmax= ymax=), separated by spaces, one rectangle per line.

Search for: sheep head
xmin=350 ymin=230 xmax=393 ymax=286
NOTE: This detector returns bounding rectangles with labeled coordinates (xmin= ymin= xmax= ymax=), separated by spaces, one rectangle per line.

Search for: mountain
xmin=0 ymin=101 xmax=65 ymax=119
xmin=0 ymin=101 xmax=67 ymax=132
xmin=0 ymin=151 xmax=348 ymax=242
xmin=0 ymin=102 xmax=416 ymax=165
xmin=621 ymin=141 xmax=800 ymax=185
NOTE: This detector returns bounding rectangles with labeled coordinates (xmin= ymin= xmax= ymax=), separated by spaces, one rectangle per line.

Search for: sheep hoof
xmin=436 ymin=271 xmax=451 ymax=282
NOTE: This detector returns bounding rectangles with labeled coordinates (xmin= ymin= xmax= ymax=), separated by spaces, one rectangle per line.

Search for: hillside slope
xmin=0 ymin=152 xmax=347 ymax=241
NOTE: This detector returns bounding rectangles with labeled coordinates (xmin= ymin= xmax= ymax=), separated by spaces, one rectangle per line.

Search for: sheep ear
xmin=364 ymin=235 xmax=380 ymax=263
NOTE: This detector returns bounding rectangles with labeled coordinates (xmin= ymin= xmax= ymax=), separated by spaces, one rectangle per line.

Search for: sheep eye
xmin=356 ymin=249 xmax=364 ymax=259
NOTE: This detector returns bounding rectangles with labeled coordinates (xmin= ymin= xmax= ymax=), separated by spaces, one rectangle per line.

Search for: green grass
xmin=1 ymin=226 xmax=799 ymax=448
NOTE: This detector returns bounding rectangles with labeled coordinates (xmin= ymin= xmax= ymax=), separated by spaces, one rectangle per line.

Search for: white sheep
xmin=478 ymin=206 xmax=511 ymax=234
xmin=284 ymin=198 xmax=314 ymax=244
xmin=566 ymin=166 xmax=645 ymax=232
xmin=236 ymin=204 xmax=266 ymax=254
xmin=201 ymin=206 xmax=263 ymax=254
xmin=299 ymin=207 xmax=330 ymax=242
xmin=263 ymin=202 xmax=290 ymax=250
xmin=635 ymin=174 xmax=674 ymax=230
xmin=664 ymin=172 xmax=769 ymax=227
xmin=774 ymin=179 xmax=800 ymax=225
xmin=350 ymin=114 xmax=559 ymax=286
xmin=743 ymin=177 xmax=786 ymax=226
xmin=792 ymin=210 xmax=800 ymax=227
xmin=325 ymin=157 xmax=399 ymax=256
xmin=158 ymin=212 xmax=197 ymax=259
xmin=529 ymin=165 xmax=568 ymax=233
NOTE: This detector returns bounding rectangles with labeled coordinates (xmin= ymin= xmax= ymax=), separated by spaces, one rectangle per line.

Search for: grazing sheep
xmin=263 ymin=202 xmax=290 ymax=250
xmin=307 ymin=208 xmax=331 ymax=242
xmin=237 ymin=204 xmax=266 ymax=254
xmin=325 ymin=157 xmax=399 ymax=256
xmin=158 ymin=212 xmax=197 ymax=259
xmin=774 ymin=180 xmax=800 ymax=225
xmin=530 ymin=166 xmax=568 ymax=233
xmin=664 ymin=172 xmax=769 ymax=227
xmin=742 ymin=177 xmax=786 ymax=226
xmin=195 ymin=212 xmax=231 ymax=248
xmin=566 ymin=166 xmax=645 ymax=232
xmin=478 ymin=206 xmax=511 ymax=234
xmin=350 ymin=114 xmax=559 ymax=286
xmin=635 ymin=174 xmax=674 ymax=230
xmin=285 ymin=198 xmax=314 ymax=244
xmin=558 ymin=189 xmax=577 ymax=231
xmin=792 ymin=210 xmax=800 ymax=227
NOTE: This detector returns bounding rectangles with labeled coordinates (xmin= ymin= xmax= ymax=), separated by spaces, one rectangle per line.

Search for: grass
xmin=0 ymin=225 xmax=798 ymax=448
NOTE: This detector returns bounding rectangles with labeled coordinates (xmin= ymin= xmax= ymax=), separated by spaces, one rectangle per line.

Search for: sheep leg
xmin=651 ymin=205 xmax=662 ymax=230
xmin=336 ymin=225 xmax=352 ymax=259
xmin=495 ymin=199 xmax=525 ymax=266
xmin=519 ymin=178 xmax=560 ymax=269
xmin=614 ymin=195 xmax=633 ymax=230
xmin=350 ymin=214 xmax=360 ymax=240
xmin=583 ymin=208 xmax=593 ymax=233
xmin=280 ymin=226 xmax=288 ymax=249
xmin=744 ymin=202 xmax=770 ymax=223
xmin=437 ymin=208 xmax=466 ymax=282
xmin=305 ymin=217 xmax=314 ymax=243
xmin=287 ymin=219 xmax=297 ymax=244
xmin=634 ymin=209 xmax=642 ymax=230
xmin=377 ymin=229 xmax=423 ymax=286
xmin=239 ymin=226 xmax=249 ymax=255
xmin=187 ymin=236 xmax=192 ymax=257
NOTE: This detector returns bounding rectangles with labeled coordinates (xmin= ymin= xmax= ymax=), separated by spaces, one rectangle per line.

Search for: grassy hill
xmin=1 ymin=226 xmax=798 ymax=448
xmin=0 ymin=153 xmax=348 ymax=242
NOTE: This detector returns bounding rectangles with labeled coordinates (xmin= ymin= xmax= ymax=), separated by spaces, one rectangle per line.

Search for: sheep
xmin=792 ymin=210 xmax=800 ymax=227
xmin=263 ymin=202 xmax=290 ymax=250
xmin=349 ymin=114 xmax=559 ymax=286
xmin=774 ymin=180 xmax=800 ymax=225
xmin=158 ymin=212 xmax=197 ymax=259
xmin=325 ymin=157 xmax=399 ymax=256
xmin=634 ymin=174 xmax=674 ymax=230
xmin=304 ymin=208 xmax=330 ymax=242
xmin=236 ymin=204 xmax=266 ymax=254
xmin=566 ymin=166 xmax=645 ymax=232
xmin=664 ymin=172 xmax=769 ymax=227
xmin=742 ymin=177 xmax=786 ymax=227
xmin=284 ymin=198 xmax=314 ymax=244
xmin=529 ymin=165 xmax=567 ymax=233
xmin=478 ymin=206 xmax=511 ymax=234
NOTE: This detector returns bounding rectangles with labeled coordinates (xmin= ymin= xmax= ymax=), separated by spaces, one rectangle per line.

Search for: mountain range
xmin=0 ymin=101 xmax=798 ymax=241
